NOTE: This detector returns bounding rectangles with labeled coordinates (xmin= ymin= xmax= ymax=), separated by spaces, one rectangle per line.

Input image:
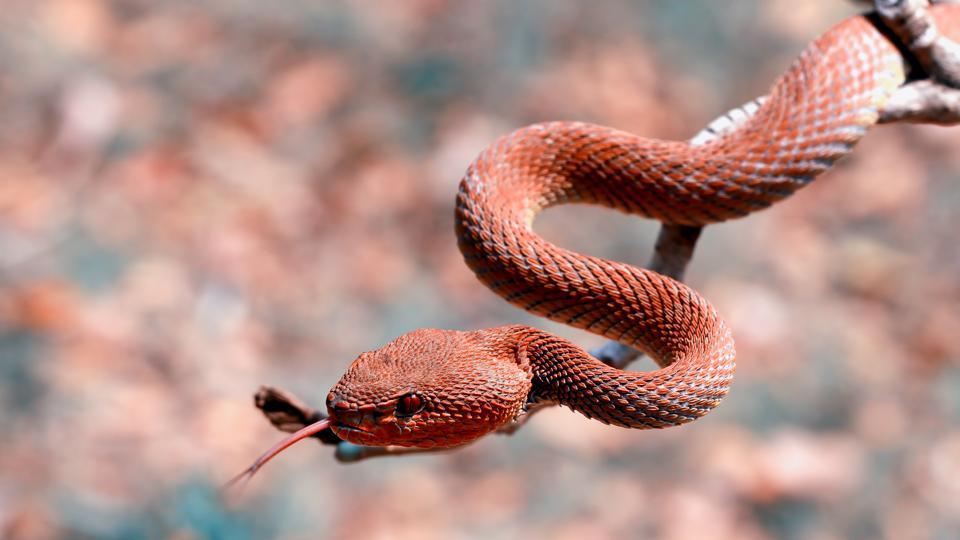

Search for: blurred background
xmin=1 ymin=0 xmax=959 ymax=538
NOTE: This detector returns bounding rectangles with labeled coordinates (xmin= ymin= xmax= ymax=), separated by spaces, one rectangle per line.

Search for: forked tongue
xmin=224 ymin=417 xmax=332 ymax=492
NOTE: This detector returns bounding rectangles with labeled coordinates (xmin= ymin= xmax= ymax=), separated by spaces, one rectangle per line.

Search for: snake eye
xmin=396 ymin=393 xmax=425 ymax=416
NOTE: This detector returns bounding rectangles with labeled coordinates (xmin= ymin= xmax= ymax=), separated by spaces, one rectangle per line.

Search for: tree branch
xmin=879 ymin=79 xmax=960 ymax=122
xmin=875 ymin=0 xmax=960 ymax=87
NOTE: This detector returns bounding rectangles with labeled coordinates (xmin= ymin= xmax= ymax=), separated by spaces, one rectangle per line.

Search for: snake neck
xmin=507 ymin=326 xmax=733 ymax=429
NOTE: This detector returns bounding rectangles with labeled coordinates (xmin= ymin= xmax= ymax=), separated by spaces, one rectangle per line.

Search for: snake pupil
xmin=397 ymin=393 xmax=424 ymax=416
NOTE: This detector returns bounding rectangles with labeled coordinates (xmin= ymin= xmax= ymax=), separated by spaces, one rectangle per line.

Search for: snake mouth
xmin=331 ymin=421 xmax=385 ymax=445
xmin=333 ymin=422 xmax=372 ymax=435
xmin=331 ymin=419 xmax=384 ymax=442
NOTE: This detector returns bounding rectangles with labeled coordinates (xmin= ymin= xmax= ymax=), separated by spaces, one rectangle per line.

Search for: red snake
xmin=231 ymin=5 xmax=960 ymax=483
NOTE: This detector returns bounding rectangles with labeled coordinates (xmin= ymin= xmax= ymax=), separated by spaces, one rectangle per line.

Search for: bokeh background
xmin=2 ymin=1 xmax=959 ymax=538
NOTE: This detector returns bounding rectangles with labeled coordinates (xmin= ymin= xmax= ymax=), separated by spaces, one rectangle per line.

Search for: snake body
xmin=325 ymin=6 xmax=960 ymax=448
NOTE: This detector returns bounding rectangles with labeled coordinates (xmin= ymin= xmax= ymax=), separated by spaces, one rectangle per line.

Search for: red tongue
xmin=224 ymin=417 xmax=332 ymax=491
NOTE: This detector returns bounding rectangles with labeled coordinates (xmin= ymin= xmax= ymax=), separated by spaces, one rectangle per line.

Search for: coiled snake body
xmin=317 ymin=6 xmax=960 ymax=450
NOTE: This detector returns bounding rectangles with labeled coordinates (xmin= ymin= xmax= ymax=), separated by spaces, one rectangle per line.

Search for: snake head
xmin=326 ymin=327 xmax=533 ymax=448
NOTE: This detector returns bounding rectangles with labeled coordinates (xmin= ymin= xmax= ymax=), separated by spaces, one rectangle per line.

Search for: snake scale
xmin=233 ymin=5 xmax=960 ymax=478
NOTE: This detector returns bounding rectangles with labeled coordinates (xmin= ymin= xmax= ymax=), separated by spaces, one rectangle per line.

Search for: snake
xmin=230 ymin=4 xmax=960 ymax=482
